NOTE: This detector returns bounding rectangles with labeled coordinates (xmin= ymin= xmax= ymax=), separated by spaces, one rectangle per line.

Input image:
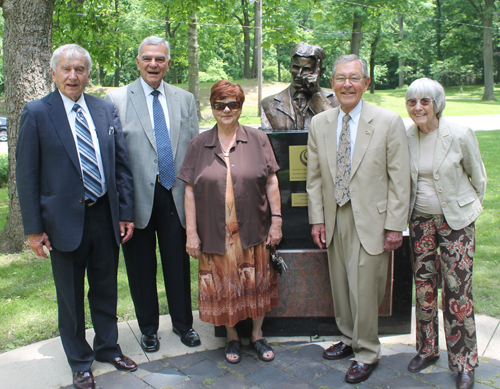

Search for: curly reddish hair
xmin=210 ymin=80 xmax=245 ymax=107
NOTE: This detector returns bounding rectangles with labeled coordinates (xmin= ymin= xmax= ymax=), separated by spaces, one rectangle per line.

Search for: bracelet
xmin=271 ymin=214 xmax=283 ymax=218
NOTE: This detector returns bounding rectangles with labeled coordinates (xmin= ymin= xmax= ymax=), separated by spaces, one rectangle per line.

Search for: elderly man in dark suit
xmin=16 ymin=44 xmax=136 ymax=389
xmin=105 ymin=36 xmax=200 ymax=353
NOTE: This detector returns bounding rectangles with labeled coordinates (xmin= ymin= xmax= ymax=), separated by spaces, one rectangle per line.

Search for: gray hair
xmin=137 ymin=36 xmax=171 ymax=60
xmin=331 ymin=54 xmax=369 ymax=79
xmin=50 ymin=44 xmax=92 ymax=75
xmin=406 ymin=77 xmax=446 ymax=118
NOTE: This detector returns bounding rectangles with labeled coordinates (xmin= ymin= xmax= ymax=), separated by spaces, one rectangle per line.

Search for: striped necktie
xmin=73 ymin=104 xmax=103 ymax=201
xmin=151 ymin=90 xmax=176 ymax=190
xmin=335 ymin=113 xmax=351 ymax=207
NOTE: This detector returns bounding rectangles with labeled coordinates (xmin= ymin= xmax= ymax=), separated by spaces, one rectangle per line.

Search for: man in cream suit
xmin=105 ymin=36 xmax=200 ymax=352
xmin=307 ymin=54 xmax=410 ymax=384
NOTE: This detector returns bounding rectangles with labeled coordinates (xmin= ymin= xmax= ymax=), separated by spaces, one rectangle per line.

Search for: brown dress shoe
xmin=73 ymin=371 xmax=95 ymax=389
xmin=345 ymin=360 xmax=379 ymax=383
xmin=457 ymin=370 xmax=475 ymax=389
xmin=96 ymin=354 xmax=138 ymax=371
xmin=323 ymin=341 xmax=354 ymax=360
xmin=407 ymin=354 xmax=439 ymax=372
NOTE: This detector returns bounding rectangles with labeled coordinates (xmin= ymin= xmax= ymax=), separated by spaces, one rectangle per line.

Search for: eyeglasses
xmin=333 ymin=76 xmax=364 ymax=84
xmin=212 ymin=101 xmax=242 ymax=111
xmin=406 ymin=98 xmax=434 ymax=107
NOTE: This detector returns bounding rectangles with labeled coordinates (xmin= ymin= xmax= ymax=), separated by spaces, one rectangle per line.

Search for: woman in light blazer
xmin=405 ymin=78 xmax=486 ymax=389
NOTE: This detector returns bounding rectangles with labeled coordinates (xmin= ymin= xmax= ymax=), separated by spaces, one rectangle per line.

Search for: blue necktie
xmin=73 ymin=104 xmax=103 ymax=201
xmin=151 ymin=90 xmax=176 ymax=190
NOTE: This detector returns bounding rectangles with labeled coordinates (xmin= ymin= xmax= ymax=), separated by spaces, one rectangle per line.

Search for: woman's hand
xmin=186 ymin=232 xmax=201 ymax=259
xmin=266 ymin=218 xmax=283 ymax=247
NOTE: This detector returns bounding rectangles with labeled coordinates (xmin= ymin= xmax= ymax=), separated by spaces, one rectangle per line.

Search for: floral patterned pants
xmin=410 ymin=211 xmax=478 ymax=373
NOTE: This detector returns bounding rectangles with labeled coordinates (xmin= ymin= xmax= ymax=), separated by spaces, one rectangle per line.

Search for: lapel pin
xmin=109 ymin=126 xmax=114 ymax=134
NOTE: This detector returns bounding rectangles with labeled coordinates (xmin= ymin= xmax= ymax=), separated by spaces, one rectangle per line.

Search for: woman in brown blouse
xmin=178 ymin=80 xmax=282 ymax=364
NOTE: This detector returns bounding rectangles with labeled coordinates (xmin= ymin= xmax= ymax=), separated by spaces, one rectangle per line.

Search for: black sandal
xmin=224 ymin=340 xmax=241 ymax=364
xmin=251 ymin=338 xmax=274 ymax=362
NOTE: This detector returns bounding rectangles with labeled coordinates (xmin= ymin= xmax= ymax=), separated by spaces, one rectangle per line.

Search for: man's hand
xmin=27 ymin=232 xmax=52 ymax=258
xmin=384 ymin=230 xmax=403 ymax=251
xmin=304 ymin=58 xmax=322 ymax=95
xmin=120 ymin=221 xmax=134 ymax=243
xmin=311 ymin=223 xmax=326 ymax=249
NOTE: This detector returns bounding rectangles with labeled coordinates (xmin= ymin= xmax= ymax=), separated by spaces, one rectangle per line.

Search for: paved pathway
xmin=2 ymin=309 xmax=500 ymax=389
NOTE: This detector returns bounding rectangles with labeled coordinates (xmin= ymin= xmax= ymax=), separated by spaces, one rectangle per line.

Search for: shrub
xmin=0 ymin=153 xmax=7 ymax=187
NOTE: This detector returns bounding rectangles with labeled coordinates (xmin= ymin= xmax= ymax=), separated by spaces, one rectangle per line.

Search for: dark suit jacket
xmin=16 ymin=90 xmax=134 ymax=252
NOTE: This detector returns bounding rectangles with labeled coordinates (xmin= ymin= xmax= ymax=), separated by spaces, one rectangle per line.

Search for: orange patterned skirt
xmin=198 ymin=156 xmax=278 ymax=327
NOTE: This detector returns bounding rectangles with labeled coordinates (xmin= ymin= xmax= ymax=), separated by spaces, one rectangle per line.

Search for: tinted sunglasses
xmin=406 ymin=97 xmax=434 ymax=107
xmin=212 ymin=101 xmax=242 ymax=111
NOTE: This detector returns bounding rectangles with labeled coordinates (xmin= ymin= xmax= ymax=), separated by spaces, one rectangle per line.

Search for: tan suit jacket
xmin=407 ymin=117 xmax=486 ymax=229
xmin=105 ymin=78 xmax=199 ymax=228
xmin=307 ymin=101 xmax=410 ymax=255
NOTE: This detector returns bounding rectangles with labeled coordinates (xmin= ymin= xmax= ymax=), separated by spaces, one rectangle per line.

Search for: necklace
xmin=219 ymin=140 xmax=232 ymax=157
xmin=219 ymin=134 xmax=236 ymax=157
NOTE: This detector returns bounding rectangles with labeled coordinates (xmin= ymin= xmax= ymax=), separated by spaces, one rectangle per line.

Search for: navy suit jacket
xmin=16 ymin=90 xmax=134 ymax=252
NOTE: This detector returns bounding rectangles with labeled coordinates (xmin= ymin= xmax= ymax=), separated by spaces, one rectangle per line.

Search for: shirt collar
xmin=140 ymin=77 xmax=164 ymax=97
xmin=59 ymin=90 xmax=88 ymax=116
xmin=205 ymin=123 xmax=248 ymax=148
xmin=340 ymin=99 xmax=363 ymax=124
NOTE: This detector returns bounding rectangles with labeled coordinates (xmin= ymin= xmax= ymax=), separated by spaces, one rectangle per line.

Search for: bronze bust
xmin=261 ymin=42 xmax=338 ymax=132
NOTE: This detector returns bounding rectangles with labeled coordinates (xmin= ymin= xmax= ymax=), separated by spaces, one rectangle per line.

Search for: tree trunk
xmin=277 ymin=44 xmax=281 ymax=82
xmin=350 ymin=13 xmax=362 ymax=55
xmin=165 ymin=6 xmax=181 ymax=85
xmin=114 ymin=46 xmax=120 ymax=87
xmin=188 ymin=12 xmax=201 ymax=121
xmin=398 ymin=13 xmax=405 ymax=88
xmin=482 ymin=0 xmax=497 ymax=100
xmin=369 ymin=19 xmax=381 ymax=94
xmin=235 ymin=40 xmax=244 ymax=75
xmin=234 ymin=0 xmax=252 ymax=79
xmin=1 ymin=0 xmax=55 ymax=252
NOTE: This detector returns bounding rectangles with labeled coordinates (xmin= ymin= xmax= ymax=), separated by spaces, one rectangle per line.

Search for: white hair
xmin=137 ymin=36 xmax=171 ymax=60
xmin=331 ymin=54 xmax=369 ymax=78
xmin=406 ymin=78 xmax=446 ymax=118
xmin=51 ymin=44 xmax=92 ymax=75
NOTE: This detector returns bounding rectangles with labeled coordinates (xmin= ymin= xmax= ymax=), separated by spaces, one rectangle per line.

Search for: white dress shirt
xmin=140 ymin=78 xmax=171 ymax=136
xmin=336 ymin=100 xmax=363 ymax=163
xmin=59 ymin=90 xmax=107 ymax=195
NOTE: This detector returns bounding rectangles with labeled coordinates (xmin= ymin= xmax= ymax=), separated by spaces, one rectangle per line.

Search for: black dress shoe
xmin=323 ymin=341 xmax=353 ymax=360
xmin=407 ymin=354 xmax=439 ymax=372
xmin=457 ymin=370 xmax=475 ymax=389
xmin=73 ymin=371 xmax=95 ymax=389
xmin=173 ymin=327 xmax=201 ymax=347
xmin=345 ymin=360 xmax=379 ymax=383
xmin=141 ymin=333 xmax=160 ymax=352
xmin=96 ymin=354 xmax=138 ymax=371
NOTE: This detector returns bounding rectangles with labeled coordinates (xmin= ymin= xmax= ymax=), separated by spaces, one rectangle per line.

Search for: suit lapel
xmin=164 ymin=82 xmax=181 ymax=159
xmin=433 ymin=117 xmax=452 ymax=173
xmin=46 ymin=91 xmax=81 ymax=174
xmin=407 ymin=123 xmax=419 ymax=175
xmin=86 ymin=94 xmax=110 ymax=181
xmin=324 ymin=108 xmax=339 ymax=184
xmin=129 ymin=79 xmax=156 ymax=152
xmin=274 ymin=86 xmax=295 ymax=122
xmin=351 ymin=101 xmax=374 ymax=180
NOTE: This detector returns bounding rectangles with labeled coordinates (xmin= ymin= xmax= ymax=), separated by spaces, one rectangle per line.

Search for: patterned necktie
xmin=335 ymin=113 xmax=351 ymax=207
xmin=73 ymin=104 xmax=102 ymax=201
xmin=151 ymin=90 xmax=176 ymax=190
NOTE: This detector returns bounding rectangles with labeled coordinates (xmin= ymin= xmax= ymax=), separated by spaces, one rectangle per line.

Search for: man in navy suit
xmin=16 ymin=44 xmax=137 ymax=389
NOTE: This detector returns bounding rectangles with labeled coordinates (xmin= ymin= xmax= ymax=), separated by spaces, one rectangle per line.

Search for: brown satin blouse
xmin=177 ymin=124 xmax=279 ymax=255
